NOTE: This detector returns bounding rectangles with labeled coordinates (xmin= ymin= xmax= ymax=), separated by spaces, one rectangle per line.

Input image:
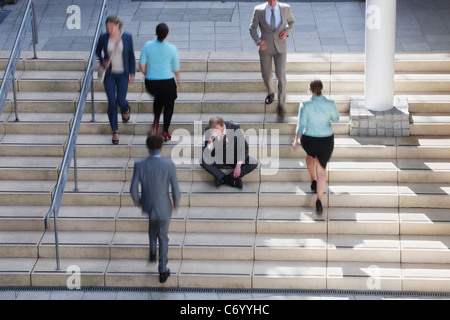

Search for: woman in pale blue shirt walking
xmin=294 ymin=80 xmax=339 ymax=213
xmin=139 ymin=23 xmax=181 ymax=142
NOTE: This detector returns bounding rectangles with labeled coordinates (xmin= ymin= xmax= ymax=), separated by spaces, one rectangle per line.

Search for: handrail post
xmin=30 ymin=0 xmax=38 ymax=59
xmin=91 ymin=67 xmax=95 ymax=122
xmin=73 ymin=147 xmax=79 ymax=192
xmin=12 ymin=71 xmax=19 ymax=122
xmin=53 ymin=208 xmax=61 ymax=271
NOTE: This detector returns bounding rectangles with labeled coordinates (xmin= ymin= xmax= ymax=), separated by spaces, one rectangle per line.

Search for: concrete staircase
xmin=1 ymin=50 xmax=450 ymax=292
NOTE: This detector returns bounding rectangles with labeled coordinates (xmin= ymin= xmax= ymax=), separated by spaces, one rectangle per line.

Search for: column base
xmin=349 ymin=97 xmax=410 ymax=137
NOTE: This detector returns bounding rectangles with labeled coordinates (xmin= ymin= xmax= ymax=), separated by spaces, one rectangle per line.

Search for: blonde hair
xmin=106 ymin=15 xmax=123 ymax=29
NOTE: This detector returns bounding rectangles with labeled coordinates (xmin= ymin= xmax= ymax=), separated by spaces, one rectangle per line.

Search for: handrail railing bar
xmin=0 ymin=0 xmax=38 ymax=119
xmin=44 ymin=0 xmax=107 ymax=271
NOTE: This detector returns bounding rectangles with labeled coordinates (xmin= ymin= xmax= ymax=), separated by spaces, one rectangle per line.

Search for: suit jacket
xmin=130 ymin=154 xmax=180 ymax=221
xmin=96 ymin=32 xmax=136 ymax=75
xmin=249 ymin=2 xmax=296 ymax=54
xmin=204 ymin=121 xmax=249 ymax=165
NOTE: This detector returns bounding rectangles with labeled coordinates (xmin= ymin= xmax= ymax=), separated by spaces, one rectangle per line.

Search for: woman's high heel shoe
xmin=311 ymin=180 xmax=317 ymax=193
xmin=112 ymin=131 xmax=119 ymax=145
xmin=122 ymin=107 xmax=131 ymax=124
xmin=316 ymin=200 xmax=323 ymax=214
xmin=163 ymin=131 xmax=171 ymax=142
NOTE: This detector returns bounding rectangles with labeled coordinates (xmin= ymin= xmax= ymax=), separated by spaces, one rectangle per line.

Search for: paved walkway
xmin=0 ymin=0 xmax=449 ymax=52
xmin=1 ymin=287 xmax=449 ymax=300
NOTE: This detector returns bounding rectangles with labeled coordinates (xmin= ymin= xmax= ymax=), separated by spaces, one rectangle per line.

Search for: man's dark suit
xmin=201 ymin=121 xmax=258 ymax=184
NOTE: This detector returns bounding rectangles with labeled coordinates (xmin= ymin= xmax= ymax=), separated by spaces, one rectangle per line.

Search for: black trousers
xmin=201 ymin=156 xmax=258 ymax=181
xmin=145 ymin=78 xmax=177 ymax=132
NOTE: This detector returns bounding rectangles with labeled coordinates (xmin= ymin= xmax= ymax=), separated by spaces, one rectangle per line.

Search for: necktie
xmin=270 ymin=8 xmax=276 ymax=31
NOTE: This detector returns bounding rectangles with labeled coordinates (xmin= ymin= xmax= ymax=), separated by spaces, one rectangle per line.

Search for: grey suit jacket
xmin=249 ymin=2 xmax=296 ymax=54
xmin=130 ymin=155 xmax=180 ymax=221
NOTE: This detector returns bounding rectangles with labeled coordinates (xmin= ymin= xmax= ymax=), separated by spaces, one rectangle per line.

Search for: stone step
xmin=39 ymin=230 xmax=115 ymax=259
xmin=398 ymin=159 xmax=450 ymax=183
xmin=2 ymin=177 xmax=450 ymax=210
xmin=411 ymin=113 xmax=450 ymax=135
xmin=399 ymin=183 xmax=450 ymax=208
xmin=2 ymin=91 xmax=80 ymax=113
xmin=327 ymin=262 xmax=402 ymax=291
xmin=401 ymin=236 xmax=450 ymax=264
xmin=0 ymin=257 xmax=39 ymax=286
xmin=403 ymin=93 xmax=450 ymax=114
xmin=0 ymin=133 xmax=407 ymax=159
xmin=397 ymin=136 xmax=450 ymax=159
xmin=0 ymin=231 xmax=44 ymax=258
xmin=4 ymin=91 xmax=450 ymax=118
xmin=400 ymin=208 xmax=450 ymax=236
xmin=328 ymin=235 xmax=401 ymax=263
xmin=2 ymin=205 xmax=448 ymax=237
xmin=35 ymin=229 xmax=450 ymax=264
xmin=207 ymin=52 xmax=450 ymax=73
xmin=401 ymin=263 xmax=450 ymax=293
xmin=1 ymin=111 xmax=351 ymax=136
xmin=10 ymin=70 xmax=450 ymax=95
xmin=31 ymin=258 xmax=109 ymax=287
xmin=184 ymin=206 xmax=257 ymax=233
xmin=3 ymin=257 xmax=446 ymax=291
xmin=328 ymin=182 xmax=450 ymax=209
xmin=5 ymin=51 xmax=450 ymax=74
xmin=0 ymin=206 xmax=47 ymax=231
xmin=328 ymin=207 xmax=400 ymax=235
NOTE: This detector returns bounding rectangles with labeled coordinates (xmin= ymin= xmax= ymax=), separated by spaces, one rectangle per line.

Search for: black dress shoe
xmin=265 ymin=93 xmax=275 ymax=104
xmin=311 ymin=180 xmax=317 ymax=193
xmin=215 ymin=177 xmax=224 ymax=187
xmin=149 ymin=255 xmax=156 ymax=263
xmin=224 ymin=175 xmax=243 ymax=189
xmin=234 ymin=178 xmax=243 ymax=189
xmin=316 ymin=200 xmax=323 ymax=214
xmin=159 ymin=269 xmax=170 ymax=283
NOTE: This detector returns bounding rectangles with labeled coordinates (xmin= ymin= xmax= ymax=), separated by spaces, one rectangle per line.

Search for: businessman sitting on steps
xmin=201 ymin=116 xmax=258 ymax=189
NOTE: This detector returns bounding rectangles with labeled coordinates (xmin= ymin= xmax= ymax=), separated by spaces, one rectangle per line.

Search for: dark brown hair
xmin=146 ymin=134 xmax=163 ymax=151
xmin=310 ymin=79 xmax=323 ymax=96
xmin=156 ymin=23 xmax=169 ymax=42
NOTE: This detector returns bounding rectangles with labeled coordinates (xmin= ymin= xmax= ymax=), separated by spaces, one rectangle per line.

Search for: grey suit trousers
xmin=148 ymin=218 xmax=170 ymax=274
xmin=259 ymin=48 xmax=287 ymax=108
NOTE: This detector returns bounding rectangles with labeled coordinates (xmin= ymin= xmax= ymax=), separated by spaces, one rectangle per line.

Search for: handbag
xmin=98 ymin=31 xmax=123 ymax=82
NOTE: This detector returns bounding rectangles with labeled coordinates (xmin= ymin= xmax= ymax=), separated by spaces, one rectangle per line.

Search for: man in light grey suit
xmin=250 ymin=0 xmax=295 ymax=122
xmin=130 ymin=134 xmax=180 ymax=283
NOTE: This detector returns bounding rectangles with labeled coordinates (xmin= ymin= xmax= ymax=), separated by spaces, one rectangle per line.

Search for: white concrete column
xmin=365 ymin=0 xmax=397 ymax=112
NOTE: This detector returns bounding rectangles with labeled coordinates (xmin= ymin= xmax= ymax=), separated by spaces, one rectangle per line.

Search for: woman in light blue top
xmin=294 ymin=80 xmax=339 ymax=213
xmin=139 ymin=23 xmax=181 ymax=142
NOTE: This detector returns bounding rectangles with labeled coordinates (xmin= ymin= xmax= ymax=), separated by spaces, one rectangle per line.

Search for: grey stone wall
xmin=350 ymin=97 xmax=410 ymax=137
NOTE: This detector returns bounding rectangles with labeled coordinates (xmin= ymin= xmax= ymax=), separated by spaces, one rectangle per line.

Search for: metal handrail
xmin=44 ymin=0 xmax=107 ymax=270
xmin=0 ymin=0 xmax=38 ymax=120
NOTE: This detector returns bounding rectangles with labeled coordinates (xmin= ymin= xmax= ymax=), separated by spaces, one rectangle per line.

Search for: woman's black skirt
xmin=301 ymin=134 xmax=335 ymax=169
xmin=145 ymin=78 xmax=178 ymax=101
